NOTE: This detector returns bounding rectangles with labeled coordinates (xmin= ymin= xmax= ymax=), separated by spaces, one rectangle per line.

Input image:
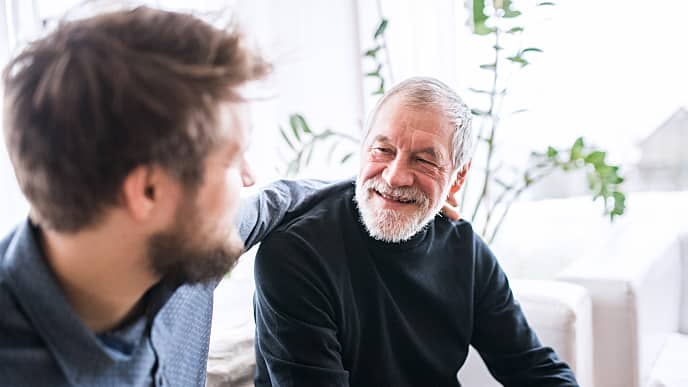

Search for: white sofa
xmin=491 ymin=191 xmax=688 ymax=387
xmin=557 ymin=230 xmax=688 ymax=387
xmin=457 ymin=279 xmax=594 ymax=386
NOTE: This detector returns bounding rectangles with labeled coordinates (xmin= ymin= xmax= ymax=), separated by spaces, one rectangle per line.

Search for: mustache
xmin=362 ymin=177 xmax=429 ymax=206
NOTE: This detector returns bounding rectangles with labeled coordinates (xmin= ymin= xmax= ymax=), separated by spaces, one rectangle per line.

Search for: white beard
xmin=354 ymin=176 xmax=450 ymax=243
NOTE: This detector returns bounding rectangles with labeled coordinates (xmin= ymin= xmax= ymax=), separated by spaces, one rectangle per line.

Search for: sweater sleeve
xmin=253 ymin=231 xmax=349 ymax=387
xmin=237 ymin=179 xmax=330 ymax=250
xmin=470 ymin=236 xmax=579 ymax=387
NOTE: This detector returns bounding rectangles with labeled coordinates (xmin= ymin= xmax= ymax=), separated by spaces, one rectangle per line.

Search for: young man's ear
xmin=120 ymin=166 xmax=157 ymax=222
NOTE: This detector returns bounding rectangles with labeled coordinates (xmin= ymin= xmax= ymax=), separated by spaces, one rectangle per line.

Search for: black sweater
xmin=254 ymin=179 xmax=578 ymax=387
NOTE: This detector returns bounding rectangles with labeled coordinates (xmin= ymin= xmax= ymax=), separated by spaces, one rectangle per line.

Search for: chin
xmin=148 ymin=227 xmax=245 ymax=286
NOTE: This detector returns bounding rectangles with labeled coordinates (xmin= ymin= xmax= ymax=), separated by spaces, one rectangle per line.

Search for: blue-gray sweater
xmin=0 ymin=179 xmax=327 ymax=387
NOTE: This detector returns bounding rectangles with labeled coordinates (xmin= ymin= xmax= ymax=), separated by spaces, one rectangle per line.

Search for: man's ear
xmin=120 ymin=165 xmax=157 ymax=222
xmin=449 ymin=160 xmax=472 ymax=196
xmin=441 ymin=161 xmax=472 ymax=221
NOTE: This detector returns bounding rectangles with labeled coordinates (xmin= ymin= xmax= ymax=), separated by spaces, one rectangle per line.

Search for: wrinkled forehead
xmin=367 ymin=94 xmax=450 ymax=135
xmin=368 ymin=97 xmax=453 ymax=149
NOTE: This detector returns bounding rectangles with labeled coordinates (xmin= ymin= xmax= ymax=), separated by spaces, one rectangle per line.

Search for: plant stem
xmin=376 ymin=0 xmax=394 ymax=85
xmin=471 ymin=28 xmax=501 ymax=223
xmin=487 ymin=165 xmax=556 ymax=243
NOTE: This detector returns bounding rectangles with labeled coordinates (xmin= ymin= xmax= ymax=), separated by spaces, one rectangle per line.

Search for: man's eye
xmin=416 ymin=158 xmax=435 ymax=166
xmin=373 ymin=147 xmax=392 ymax=154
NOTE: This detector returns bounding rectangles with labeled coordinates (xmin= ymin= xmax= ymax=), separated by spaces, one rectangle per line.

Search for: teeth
xmin=377 ymin=190 xmax=414 ymax=203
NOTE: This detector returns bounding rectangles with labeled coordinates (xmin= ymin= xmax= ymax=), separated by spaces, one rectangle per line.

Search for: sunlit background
xmin=1 ymin=2 xmax=686 ymax=385
xmin=1 ymin=0 xmax=686 ymax=237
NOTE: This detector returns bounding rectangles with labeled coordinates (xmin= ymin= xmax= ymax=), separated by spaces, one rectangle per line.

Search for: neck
xmin=40 ymin=221 xmax=159 ymax=333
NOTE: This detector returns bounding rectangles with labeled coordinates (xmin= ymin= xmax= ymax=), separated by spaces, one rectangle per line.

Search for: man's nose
xmin=381 ymin=157 xmax=413 ymax=187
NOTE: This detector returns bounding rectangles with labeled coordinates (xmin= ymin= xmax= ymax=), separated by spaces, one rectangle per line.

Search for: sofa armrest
xmin=558 ymin=234 xmax=684 ymax=387
xmin=458 ymin=279 xmax=594 ymax=387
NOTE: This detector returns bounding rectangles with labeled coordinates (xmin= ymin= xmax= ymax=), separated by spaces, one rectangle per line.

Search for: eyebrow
xmin=370 ymin=135 xmax=391 ymax=144
xmin=415 ymin=147 xmax=443 ymax=162
xmin=370 ymin=135 xmax=445 ymax=163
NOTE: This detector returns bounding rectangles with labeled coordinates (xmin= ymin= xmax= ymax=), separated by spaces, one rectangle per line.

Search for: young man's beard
xmin=147 ymin=198 xmax=244 ymax=286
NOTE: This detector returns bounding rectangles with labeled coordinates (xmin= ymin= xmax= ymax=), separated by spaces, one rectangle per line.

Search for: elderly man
xmin=254 ymin=77 xmax=579 ymax=386
xmin=0 ymin=6 xmax=333 ymax=386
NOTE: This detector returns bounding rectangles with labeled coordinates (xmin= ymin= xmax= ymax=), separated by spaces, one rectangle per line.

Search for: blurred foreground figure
xmin=0 ymin=6 xmax=324 ymax=386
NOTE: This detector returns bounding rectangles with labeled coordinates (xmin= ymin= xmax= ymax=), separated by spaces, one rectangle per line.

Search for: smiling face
xmin=355 ymin=94 xmax=459 ymax=242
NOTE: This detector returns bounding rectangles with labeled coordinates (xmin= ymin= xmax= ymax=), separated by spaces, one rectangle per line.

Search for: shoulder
xmin=434 ymin=218 xmax=494 ymax=257
xmin=0 ymin=227 xmax=19 ymax=315
xmin=277 ymin=178 xmax=355 ymax=228
xmin=268 ymin=179 xmax=355 ymax=247
xmin=0 ymin=227 xmax=17 ymax=278
xmin=0 ymin=266 xmax=57 ymax=383
xmin=0 ymin=225 xmax=44 ymax=351
xmin=254 ymin=183 xmax=356 ymax=292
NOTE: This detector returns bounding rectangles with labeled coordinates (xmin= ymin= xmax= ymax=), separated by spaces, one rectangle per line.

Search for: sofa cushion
xmin=647 ymin=333 xmax=688 ymax=387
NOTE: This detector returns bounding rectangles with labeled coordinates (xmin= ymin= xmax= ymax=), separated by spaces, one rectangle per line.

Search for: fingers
xmin=441 ymin=203 xmax=460 ymax=221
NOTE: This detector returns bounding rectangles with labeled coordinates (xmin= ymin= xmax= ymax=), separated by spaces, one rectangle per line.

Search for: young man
xmin=254 ymin=77 xmax=580 ymax=386
xmin=0 ymin=6 xmax=324 ymax=386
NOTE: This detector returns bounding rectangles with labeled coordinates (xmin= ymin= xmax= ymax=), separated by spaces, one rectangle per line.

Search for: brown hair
xmin=3 ymin=6 xmax=270 ymax=232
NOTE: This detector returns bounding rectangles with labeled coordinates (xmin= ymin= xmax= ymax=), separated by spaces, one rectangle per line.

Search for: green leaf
xmin=479 ymin=63 xmax=496 ymax=70
xmin=584 ymin=150 xmax=606 ymax=165
xmin=365 ymin=64 xmax=382 ymax=77
xmin=289 ymin=115 xmax=303 ymax=141
xmin=299 ymin=115 xmax=311 ymax=133
xmin=523 ymin=172 xmax=533 ymax=186
xmin=373 ymin=78 xmax=386 ymax=95
xmin=537 ymin=2 xmax=556 ymax=6
xmin=546 ymin=146 xmax=558 ymax=158
xmin=470 ymin=0 xmax=489 ymax=34
xmin=471 ymin=108 xmax=489 ymax=116
xmin=503 ymin=9 xmax=522 ymax=18
xmin=521 ymin=47 xmax=543 ymax=54
xmin=474 ymin=22 xmax=496 ymax=35
xmin=507 ymin=55 xmax=529 ymax=67
xmin=340 ymin=152 xmax=354 ymax=164
xmin=364 ymin=46 xmax=381 ymax=57
xmin=507 ymin=26 xmax=524 ymax=33
xmin=290 ymin=113 xmax=311 ymax=134
xmin=570 ymin=137 xmax=585 ymax=161
xmin=279 ymin=126 xmax=295 ymax=150
xmin=611 ymin=191 xmax=626 ymax=218
xmin=374 ymin=18 xmax=388 ymax=39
